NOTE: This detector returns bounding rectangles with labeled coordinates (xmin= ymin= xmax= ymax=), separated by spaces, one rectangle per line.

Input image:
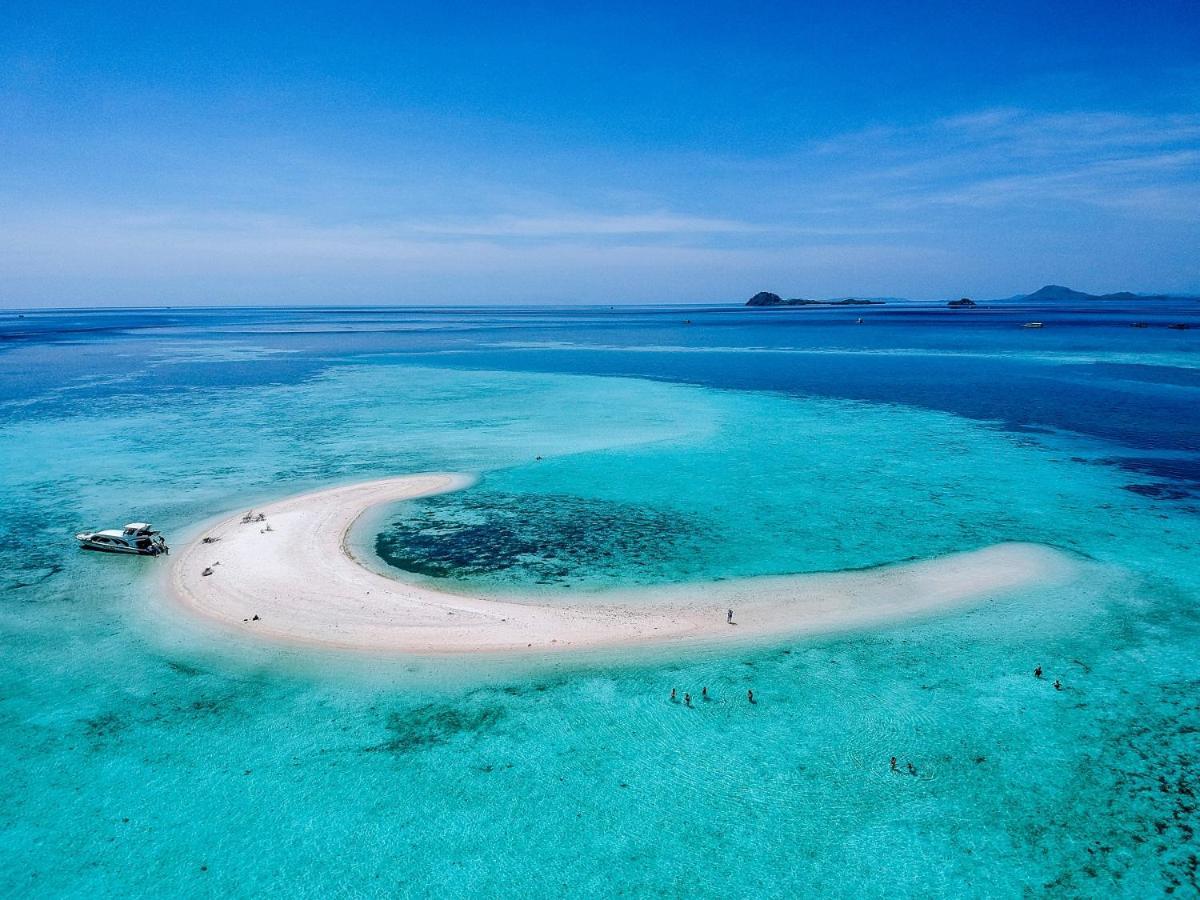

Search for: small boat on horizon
xmin=76 ymin=522 xmax=169 ymax=556
xmin=1022 ymin=322 xmax=1044 ymax=329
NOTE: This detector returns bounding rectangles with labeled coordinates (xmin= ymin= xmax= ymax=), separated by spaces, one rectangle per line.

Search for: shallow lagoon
xmin=1 ymin=303 xmax=1197 ymax=896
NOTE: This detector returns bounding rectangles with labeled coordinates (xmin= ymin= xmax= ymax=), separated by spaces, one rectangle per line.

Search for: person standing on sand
xmin=727 ymin=609 xmax=733 ymax=624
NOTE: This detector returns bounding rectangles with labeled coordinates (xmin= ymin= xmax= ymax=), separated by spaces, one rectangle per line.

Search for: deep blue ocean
xmin=1 ymin=300 xmax=1198 ymax=897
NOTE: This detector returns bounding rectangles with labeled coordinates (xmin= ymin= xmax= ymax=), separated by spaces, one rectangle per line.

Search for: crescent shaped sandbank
xmin=168 ymin=474 xmax=1079 ymax=655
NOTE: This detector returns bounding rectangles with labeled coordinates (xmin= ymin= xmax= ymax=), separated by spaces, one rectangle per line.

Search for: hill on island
xmin=745 ymin=291 xmax=884 ymax=307
xmin=1011 ymin=285 xmax=1197 ymax=302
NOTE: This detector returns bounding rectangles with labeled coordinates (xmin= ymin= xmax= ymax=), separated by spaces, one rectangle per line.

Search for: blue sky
xmin=2 ymin=0 xmax=1198 ymax=306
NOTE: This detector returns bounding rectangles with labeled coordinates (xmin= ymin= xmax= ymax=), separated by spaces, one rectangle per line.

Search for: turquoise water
xmin=1 ymin=304 xmax=1198 ymax=896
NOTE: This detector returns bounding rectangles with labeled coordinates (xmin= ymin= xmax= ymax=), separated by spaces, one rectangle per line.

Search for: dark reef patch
xmin=3 ymin=564 xmax=63 ymax=591
xmin=180 ymin=695 xmax=236 ymax=719
xmin=1124 ymin=483 xmax=1194 ymax=501
xmin=1103 ymin=455 xmax=1200 ymax=486
xmin=1065 ymin=454 xmax=1200 ymax=504
xmin=81 ymin=712 xmax=127 ymax=744
xmin=1002 ymin=422 xmax=1057 ymax=436
xmin=1032 ymin=679 xmax=1199 ymax=894
xmin=374 ymin=490 xmax=717 ymax=586
xmin=0 ymin=506 xmax=71 ymax=595
xmin=363 ymin=704 xmax=507 ymax=754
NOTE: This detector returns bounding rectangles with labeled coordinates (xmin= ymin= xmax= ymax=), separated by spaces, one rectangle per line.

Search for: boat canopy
xmin=123 ymin=522 xmax=154 ymax=533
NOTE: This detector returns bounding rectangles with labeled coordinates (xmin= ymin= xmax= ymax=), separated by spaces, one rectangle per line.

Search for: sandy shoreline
xmin=167 ymin=473 xmax=1080 ymax=655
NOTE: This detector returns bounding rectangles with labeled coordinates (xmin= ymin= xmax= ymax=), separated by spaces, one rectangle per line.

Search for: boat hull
xmin=75 ymin=535 xmax=167 ymax=556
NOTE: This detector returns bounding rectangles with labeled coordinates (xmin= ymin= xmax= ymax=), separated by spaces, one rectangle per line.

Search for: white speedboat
xmin=1022 ymin=322 xmax=1044 ymax=329
xmin=76 ymin=522 xmax=169 ymax=556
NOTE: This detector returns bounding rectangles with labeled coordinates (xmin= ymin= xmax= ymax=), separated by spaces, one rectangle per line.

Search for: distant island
xmin=746 ymin=291 xmax=884 ymax=307
xmin=1007 ymin=284 xmax=1199 ymax=303
xmin=744 ymin=285 xmax=1196 ymax=308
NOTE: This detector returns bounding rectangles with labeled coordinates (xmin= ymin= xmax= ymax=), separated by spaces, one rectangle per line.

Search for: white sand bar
xmin=168 ymin=474 xmax=1080 ymax=655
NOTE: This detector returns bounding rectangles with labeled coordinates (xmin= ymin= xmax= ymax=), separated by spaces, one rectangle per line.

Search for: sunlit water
xmin=1 ymin=302 xmax=1197 ymax=896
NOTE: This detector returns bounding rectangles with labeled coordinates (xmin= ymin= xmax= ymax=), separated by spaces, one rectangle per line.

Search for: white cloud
xmin=778 ymin=108 xmax=1200 ymax=219
xmin=405 ymin=212 xmax=763 ymax=238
